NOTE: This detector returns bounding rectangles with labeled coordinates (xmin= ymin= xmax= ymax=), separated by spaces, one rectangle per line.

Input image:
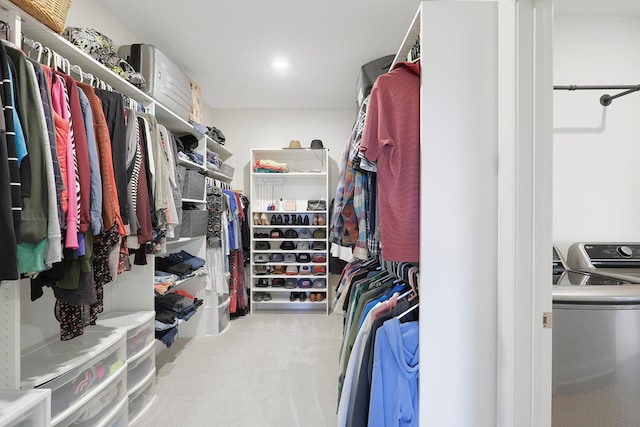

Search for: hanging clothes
xmin=335 ymin=258 xmax=419 ymax=427
xmin=0 ymin=41 xmax=20 ymax=280
xmin=359 ymin=61 xmax=420 ymax=262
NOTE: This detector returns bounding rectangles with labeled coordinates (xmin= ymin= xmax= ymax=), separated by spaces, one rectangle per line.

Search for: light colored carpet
xmin=135 ymin=312 xmax=343 ymax=427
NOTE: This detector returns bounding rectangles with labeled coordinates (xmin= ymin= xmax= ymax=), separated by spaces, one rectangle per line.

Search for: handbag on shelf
xmin=307 ymin=200 xmax=326 ymax=211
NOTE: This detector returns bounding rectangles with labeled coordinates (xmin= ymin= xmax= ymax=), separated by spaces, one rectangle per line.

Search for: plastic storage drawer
xmin=99 ymin=397 xmax=128 ymax=427
xmin=218 ymin=297 xmax=230 ymax=333
xmin=128 ymin=369 xmax=156 ymax=424
xmin=21 ymin=327 xmax=127 ymax=424
xmin=53 ymin=367 xmax=126 ymax=427
xmin=96 ymin=311 xmax=155 ymax=360
xmin=127 ymin=342 xmax=156 ymax=392
xmin=0 ymin=389 xmax=51 ymax=427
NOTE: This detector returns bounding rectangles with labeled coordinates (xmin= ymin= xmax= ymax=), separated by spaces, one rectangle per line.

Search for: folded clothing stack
xmin=155 ymin=290 xmax=204 ymax=347
xmin=253 ymin=159 xmax=289 ymax=173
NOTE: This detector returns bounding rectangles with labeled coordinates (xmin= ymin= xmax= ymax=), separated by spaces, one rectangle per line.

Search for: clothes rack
xmin=553 ymin=84 xmax=640 ymax=106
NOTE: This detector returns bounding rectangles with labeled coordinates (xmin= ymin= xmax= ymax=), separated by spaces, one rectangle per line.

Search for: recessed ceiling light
xmin=272 ymin=59 xmax=289 ymax=70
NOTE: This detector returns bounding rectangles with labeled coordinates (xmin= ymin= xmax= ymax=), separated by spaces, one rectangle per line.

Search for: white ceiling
xmin=95 ymin=0 xmax=422 ymax=110
xmin=92 ymin=0 xmax=640 ymax=110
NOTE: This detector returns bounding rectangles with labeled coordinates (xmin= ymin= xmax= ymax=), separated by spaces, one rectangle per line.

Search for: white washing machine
xmin=553 ymin=245 xmax=640 ymax=426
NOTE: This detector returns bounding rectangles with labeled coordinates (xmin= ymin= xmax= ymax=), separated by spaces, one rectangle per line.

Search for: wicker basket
xmin=10 ymin=0 xmax=71 ymax=34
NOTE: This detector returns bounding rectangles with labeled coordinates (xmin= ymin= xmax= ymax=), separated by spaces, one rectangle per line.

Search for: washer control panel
xmin=568 ymin=242 xmax=640 ymax=269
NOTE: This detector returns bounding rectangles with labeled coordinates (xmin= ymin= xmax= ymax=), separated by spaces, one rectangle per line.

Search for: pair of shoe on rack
xmin=289 ymin=292 xmax=307 ymax=302
xmin=311 ymin=214 xmax=326 ymax=226
xmin=253 ymin=213 xmax=270 ymax=225
xmin=271 ymin=214 xmax=310 ymax=226
xmin=309 ymin=292 xmax=325 ymax=302
xmin=253 ymin=292 xmax=272 ymax=302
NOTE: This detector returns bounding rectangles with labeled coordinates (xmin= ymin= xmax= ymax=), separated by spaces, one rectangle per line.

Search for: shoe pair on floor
xmin=253 ymin=292 xmax=272 ymax=302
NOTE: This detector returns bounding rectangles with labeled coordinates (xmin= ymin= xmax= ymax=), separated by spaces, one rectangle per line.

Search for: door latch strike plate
xmin=543 ymin=312 xmax=552 ymax=328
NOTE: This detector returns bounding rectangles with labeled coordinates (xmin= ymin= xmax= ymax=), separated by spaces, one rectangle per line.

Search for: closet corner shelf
xmin=207 ymin=168 xmax=233 ymax=182
xmin=154 ymin=105 xmax=231 ymax=161
xmin=165 ymin=236 xmax=204 ymax=246
xmin=178 ymin=158 xmax=206 ymax=172
xmin=252 ymin=172 xmax=326 ymax=177
xmin=181 ymin=198 xmax=206 ymax=204
xmin=173 ymin=273 xmax=206 ymax=292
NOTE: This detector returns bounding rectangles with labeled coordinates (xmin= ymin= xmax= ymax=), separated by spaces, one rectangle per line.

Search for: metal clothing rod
xmin=554 ymin=84 xmax=640 ymax=106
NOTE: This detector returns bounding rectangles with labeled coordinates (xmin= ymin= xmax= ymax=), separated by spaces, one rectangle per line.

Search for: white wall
xmin=65 ymin=0 xmax=141 ymax=45
xmin=68 ymin=0 xmax=357 ymax=206
xmin=553 ymin=16 xmax=640 ymax=256
xmin=205 ymin=108 xmax=357 ymax=203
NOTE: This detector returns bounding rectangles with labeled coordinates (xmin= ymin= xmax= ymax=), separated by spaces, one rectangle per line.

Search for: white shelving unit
xmin=249 ymin=148 xmax=330 ymax=314
xmin=0 ymin=2 xmax=235 ymax=425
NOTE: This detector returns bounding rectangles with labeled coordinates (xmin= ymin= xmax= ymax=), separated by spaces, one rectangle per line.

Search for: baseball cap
xmin=284 ymin=229 xmax=298 ymax=238
xmin=270 ymin=228 xmax=283 ymax=238
xmin=271 ymin=278 xmax=285 ymax=287
xmin=284 ymin=278 xmax=297 ymax=289
xmin=255 ymin=241 xmax=271 ymax=250
xmin=299 ymin=229 xmax=312 ymax=239
xmin=313 ymin=265 xmax=326 ymax=275
xmin=280 ymin=241 xmax=295 ymax=250
xmin=296 ymin=241 xmax=310 ymax=250
xmin=283 ymin=253 xmax=297 ymax=263
xmin=255 ymin=278 xmax=269 ymax=287
xmin=285 ymin=265 xmax=298 ymax=275
xmin=312 ymin=278 xmax=326 ymax=288
xmin=255 ymin=265 xmax=269 ymax=275
xmin=272 ymin=265 xmax=286 ymax=275
xmin=297 ymin=253 xmax=311 ymax=263
xmin=311 ymin=241 xmax=326 ymax=251
xmin=269 ymin=253 xmax=284 ymax=263
xmin=297 ymin=278 xmax=313 ymax=288
xmin=254 ymin=254 xmax=268 ymax=263
xmin=312 ymin=253 xmax=326 ymax=263
xmin=299 ymin=265 xmax=312 ymax=275
xmin=313 ymin=229 xmax=326 ymax=239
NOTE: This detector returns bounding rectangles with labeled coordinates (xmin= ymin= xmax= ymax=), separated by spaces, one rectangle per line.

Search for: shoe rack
xmin=249 ymin=148 xmax=330 ymax=314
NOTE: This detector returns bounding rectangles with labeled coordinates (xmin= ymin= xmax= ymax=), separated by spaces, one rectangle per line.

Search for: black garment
xmin=95 ymin=89 xmax=129 ymax=225
xmin=0 ymin=42 xmax=19 ymax=279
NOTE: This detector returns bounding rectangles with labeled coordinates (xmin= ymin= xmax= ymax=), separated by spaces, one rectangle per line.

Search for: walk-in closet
xmin=7 ymin=0 xmax=640 ymax=426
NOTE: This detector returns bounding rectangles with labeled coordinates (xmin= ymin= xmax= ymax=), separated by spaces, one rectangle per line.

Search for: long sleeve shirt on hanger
xmin=6 ymin=45 xmax=49 ymax=247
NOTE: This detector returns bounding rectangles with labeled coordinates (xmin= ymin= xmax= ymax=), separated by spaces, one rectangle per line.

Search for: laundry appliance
xmin=552 ymin=245 xmax=640 ymax=426
xmin=567 ymin=242 xmax=640 ymax=283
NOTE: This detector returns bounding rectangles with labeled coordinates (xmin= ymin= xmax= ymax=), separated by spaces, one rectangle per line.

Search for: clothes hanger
xmin=397 ymin=301 xmax=419 ymax=320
